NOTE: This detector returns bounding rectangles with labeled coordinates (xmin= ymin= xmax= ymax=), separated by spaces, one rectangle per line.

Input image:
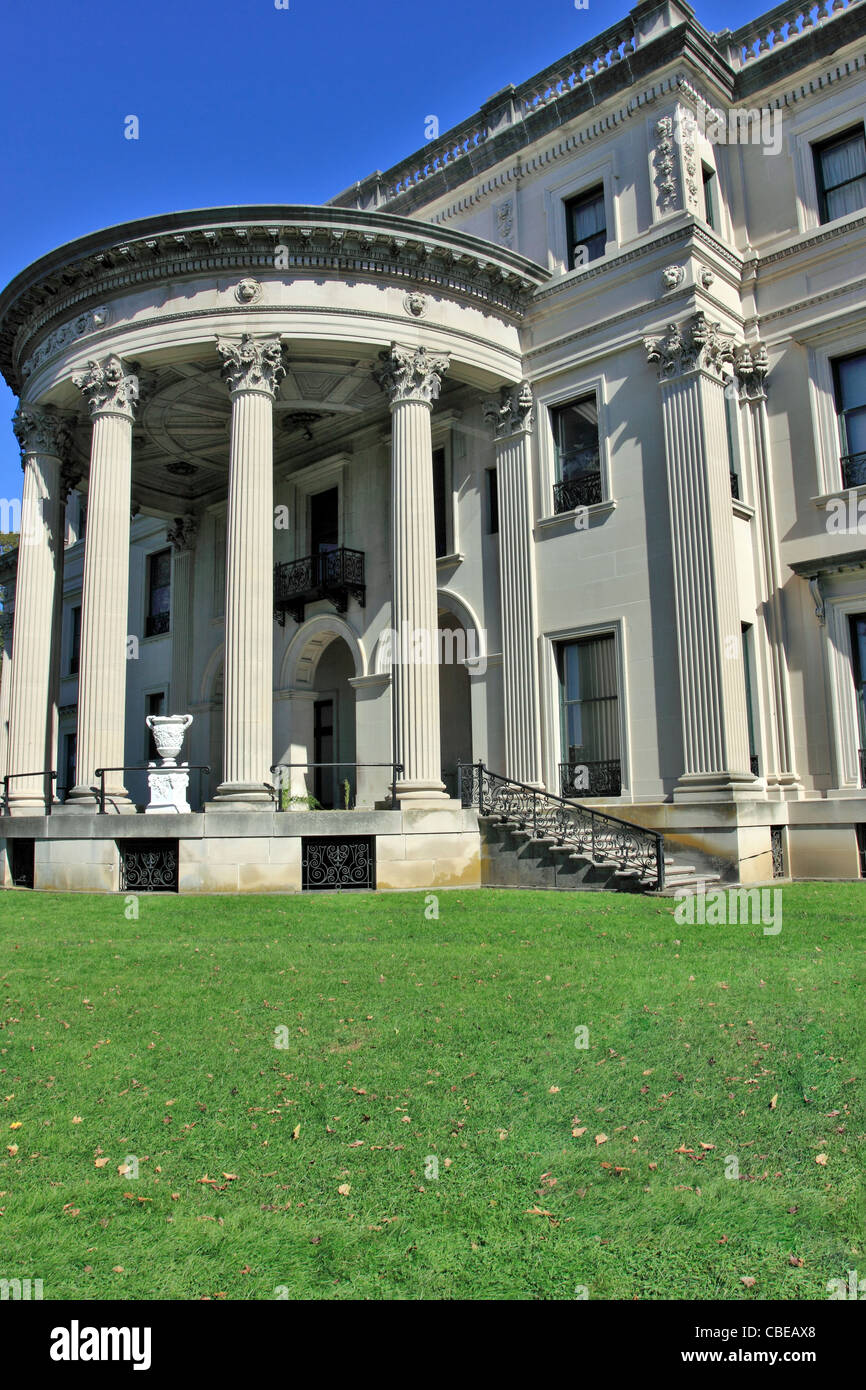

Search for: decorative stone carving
xmin=20 ymin=307 xmax=110 ymax=382
xmin=73 ymin=354 xmax=139 ymax=417
xmin=808 ymin=576 xmax=826 ymax=627
xmin=495 ymin=199 xmax=515 ymax=248
xmin=733 ymin=341 xmax=769 ymax=401
xmin=235 ymin=278 xmax=262 ymax=304
xmin=12 ymin=405 xmax=72 ymax=461
xmin=216 ymin=333 xmax=285 ymax=397
xmin=644 ymin=312 xmax=736 ymax=380
xmin=679 ymin=110 xmax=700 ymax=213
xmin=403 ymin=292 xmax=428 ymax=318
xmin=146 ymin=712 xmax=193 ymax=765
xmin=484 ymin=380 xmax=534 ymax=438
xmin=60 ymin=460 xmax=82 ymax=500
xmin=653 ymin=116 xmax=679 ymax=210
xmin=661 ymin=265 xmax=684 ymax=290
xmin=167 ymin=513 xmax=199 ymax=552
xmin=700 ymin=268 xmax=715 ymax=289
xmin=374 ymin=344 xmax=450 ymax=407
xmin=146 ymin=767 xmax=192 ymax=815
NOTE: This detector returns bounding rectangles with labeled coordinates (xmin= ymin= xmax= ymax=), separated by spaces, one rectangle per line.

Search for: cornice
xmin=0 ymin=207 xmax=548 ymax=395
xmin=757 ymin=213 xmax=866 ymax=268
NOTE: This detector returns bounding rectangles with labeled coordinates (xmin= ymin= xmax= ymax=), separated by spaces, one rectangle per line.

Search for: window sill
xmin=537 ymin=498 xmax=616 ymax=533
xmin=435 ymin=552 xmax=464 ymax=569
xmin=732 ymin=498 xmax=755 ymax=521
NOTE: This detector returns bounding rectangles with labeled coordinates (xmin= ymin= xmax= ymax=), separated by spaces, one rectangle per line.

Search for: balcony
xmin=841 ymin=452 xmax=866 ymax=490
xmin=553 ymin=472 xmax=603 ymax=514
xmin=274 ymin=547 xmax=366 ymax=626
xmin=559 ymin=759 xmax=622 ymax=798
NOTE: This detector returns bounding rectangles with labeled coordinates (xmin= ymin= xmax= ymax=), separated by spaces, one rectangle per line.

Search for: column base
xmin=395 ymin=779 xmax=449 ymax=808
xmin=206 ymin=782 xmax=274 ymax=810
xmin=57 ymin=785 xmax=136 ymax=814
xmin=672 ymin=771 xmax=767 ymax=804
xmin=5 ymin=795 xmax=50 ymax=816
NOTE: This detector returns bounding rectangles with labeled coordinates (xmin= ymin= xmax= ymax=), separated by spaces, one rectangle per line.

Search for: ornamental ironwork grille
xmin=559 ymin=759 xmax=622 ymax=798
xmin=274 ymin=548 xmax=365 ymax=625
xmin=770 ymin=827 xmax=785 ymax=879
xmin=119 ymin=840 xmax=179 ymax=892
xmin=301 ymin=836 xmax=375 ymax=891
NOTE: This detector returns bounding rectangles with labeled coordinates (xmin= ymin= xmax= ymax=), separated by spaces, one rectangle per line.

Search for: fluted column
xmin=210 ymin=334 xmax=284 ymax=808
xmin=167 ymin=514 xmax=198 ymax=715
xmin=64 ymin=356 xmax=138 ymax=810
xmin=376 ymin=344 xmax=450 ymax=802
xmin=484 ymin=382 xmax=543 ymax=786
xmin=644 ymin=314 xmax=758 ymax=801
xmin=735 ymin=344 xmax=800 ymax=797
xmin=4 ymin=407 xmax=70 ymax=811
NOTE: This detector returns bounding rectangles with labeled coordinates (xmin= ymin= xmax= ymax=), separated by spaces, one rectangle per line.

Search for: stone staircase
xmin=460 ymin=763 xmax=719 ymax=895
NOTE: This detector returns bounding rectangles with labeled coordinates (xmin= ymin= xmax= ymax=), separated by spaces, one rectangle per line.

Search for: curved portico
xmin=0 ymin=206 xmax=548 ymax=824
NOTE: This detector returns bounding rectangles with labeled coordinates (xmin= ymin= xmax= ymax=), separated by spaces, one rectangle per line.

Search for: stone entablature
xmin=0 ymin=207 xmax=548 ymax=395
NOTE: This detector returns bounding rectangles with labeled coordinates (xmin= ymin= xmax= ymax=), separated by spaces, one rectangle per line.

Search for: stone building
xmin=1 ymin=0 xmax=865 ymax=892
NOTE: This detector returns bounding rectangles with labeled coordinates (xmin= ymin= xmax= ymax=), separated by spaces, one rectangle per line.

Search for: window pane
xmin=568 ymin=188 xmax=606 ymax=266
xmin=149 ymin=550 xmax=171 ymax=616
xmin=843 ymin=406 xmax=866 ymax=457
xmin=826 ymin=178 xmax=866 ymax=220
xmin=837 ymin=355 xmax=866 ymax=411
xmin=821 ymin=132 xmax=866 ymax=189
xmin=552 ymin=396 xmax=599 ymax=480
xmin=559 ymin=635 xmax=620 ymax=763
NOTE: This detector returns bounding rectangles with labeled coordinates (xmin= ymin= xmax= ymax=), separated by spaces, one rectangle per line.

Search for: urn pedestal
xmin=145 ymin=714 xmax=193 ymax=814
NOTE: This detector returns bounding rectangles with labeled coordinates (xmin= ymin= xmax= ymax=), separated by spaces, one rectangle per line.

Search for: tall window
xmin=486 ymin=468 xmax=499 ymax=535
xmin=146 ymin=550 xmax=171 ymax=637
xmin=557 ymin=634 xmax=621 ymax=796
xmin=432 ymin=447 xmax=448 ymax=557
xmin=62 ymin=732 xmax=76 ymax=798
xmin=850 ymin=615 xmax=866 ymax=785
xmin=551 ymin=394 xmax=601 ymax=513
xmin=565 ymin=185 xmax=606 ymax=268
xmin=814 ymin=125 xmax=866 ymax=223
xmin=742 ymin=624 xmax=758 ymax=776
xmin=832 ymin=351 xmax=866 ymax=488
xmin=69 ymin=605 xmax=81 ymax=675
xmin=702 ymin=165 xmax=717 ymax=229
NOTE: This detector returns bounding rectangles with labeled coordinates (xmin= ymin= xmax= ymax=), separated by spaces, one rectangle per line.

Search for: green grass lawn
xmin=0 ymin=885 xmax=863 ymax=1301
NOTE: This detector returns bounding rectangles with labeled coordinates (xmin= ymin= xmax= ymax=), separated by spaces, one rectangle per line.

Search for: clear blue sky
xmin=0 ymin=0 xmax=761 ymax=502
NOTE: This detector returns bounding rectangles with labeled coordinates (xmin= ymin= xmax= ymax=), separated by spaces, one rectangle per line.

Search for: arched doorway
xmin=279 ymin=617 xmax=365 ymax=808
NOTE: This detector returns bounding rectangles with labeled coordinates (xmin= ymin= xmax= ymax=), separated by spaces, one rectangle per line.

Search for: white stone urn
xmin=146 ymin=713 xmax=193 ymax=766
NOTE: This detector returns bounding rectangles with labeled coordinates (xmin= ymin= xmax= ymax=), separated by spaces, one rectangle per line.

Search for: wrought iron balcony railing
xmin=730 ymin=470 xmax=740 ymax=500
xmin=459 ymin=761 xmax=664 ymax=889
xmin=274 ymin=547 xmax=366 ymax=626
xmin=145 ymin=610 xmax=170 ymax=637
xmin=750 ymin=753 xmax=759 ymax=777
xmin=841 ymin=452 xmax=866 ymax=490
xmin=559 ymin=759 xmax=622 ymax=798
xmin=553 ymin=471 xmax=603 ymax=514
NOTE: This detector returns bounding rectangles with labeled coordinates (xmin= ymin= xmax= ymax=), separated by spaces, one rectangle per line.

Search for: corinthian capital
xmin=216 ymin=333 xmax=285 ymax=397
xmin=644 ymin=312 xmax=736 ymax=381
xmin=167 ymin=513 xmax=199 ymax=553
xmin=12 ymin=404 xmax=73 ymax=462
xmin=374 ymin=344 xmax=450 ymax=408
xmin=73 ymin=354 xmax=139 ymax=418
xmin=484 ymin=381 xmax=534 ymax=439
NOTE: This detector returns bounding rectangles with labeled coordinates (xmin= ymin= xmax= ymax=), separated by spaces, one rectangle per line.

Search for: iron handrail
xmin=94 ymin=764 xmax=211 ymax=814
xmin=458 ymin=760 xmax=665 ymax=890
xmin=2 ymin=770 xmax=57 ymax=816
xmin=270 ymin=762 xmax=404 ymax=810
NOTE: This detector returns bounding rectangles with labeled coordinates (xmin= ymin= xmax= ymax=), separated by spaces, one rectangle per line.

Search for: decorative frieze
xmin=733 ymin=341 xmax=769 ymax=401
xmin=653 ymin=116 xmax=679 ymax=211
xmin=374 ymin=344 xmax=450 ymax=407
xmin=20 ymin=306 xmax=110 ymax=382
xmin=216 ymin=333 xmax=286 ymax=398
xmin=73 ymin=354 xmax=139 ymax=418
xmin=483 ymin=380 xmax=534 ymax=438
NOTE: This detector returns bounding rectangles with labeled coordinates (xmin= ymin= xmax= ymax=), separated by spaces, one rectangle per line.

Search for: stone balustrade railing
xmin=724 ymin=0 xmax=860 ymax=67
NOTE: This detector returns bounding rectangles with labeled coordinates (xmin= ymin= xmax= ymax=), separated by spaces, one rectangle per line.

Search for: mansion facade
xmin=1 ymin=0 xmax=865 ymax=892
